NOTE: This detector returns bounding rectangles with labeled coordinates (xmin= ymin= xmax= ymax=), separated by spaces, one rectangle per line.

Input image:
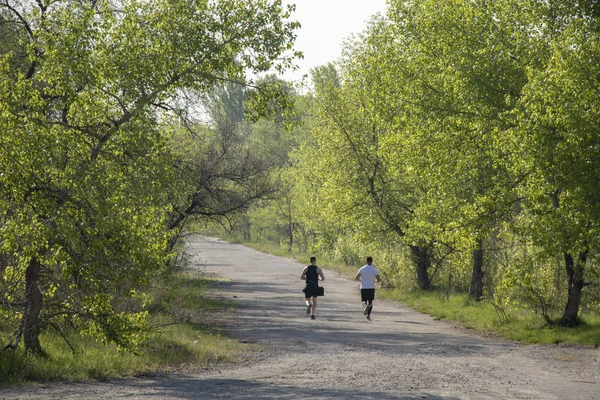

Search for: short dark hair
xmin=310 ymin=256 xmax=316 ymax=263
xmin=366 ymin=256 xmax=373 ymax=264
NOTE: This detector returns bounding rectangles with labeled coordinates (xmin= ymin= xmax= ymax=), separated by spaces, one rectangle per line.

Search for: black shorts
xmin=361 ymin=288 xmax=375 ymax=302
xmin=303 ymin=283 xmax=320 ymax=298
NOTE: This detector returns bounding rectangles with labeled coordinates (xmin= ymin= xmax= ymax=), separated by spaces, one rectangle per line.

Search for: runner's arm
xmin=355 ymin=272 xmax=361 ymax=281
xmin=318 ymin=268 xmax=325 ymax=281
xmin=300 ymin=267 xmax=307 ymax=280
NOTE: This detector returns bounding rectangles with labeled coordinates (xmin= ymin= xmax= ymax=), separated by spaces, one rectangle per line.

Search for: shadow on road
xmin=120 ymin=375 xmax=462 ymax=400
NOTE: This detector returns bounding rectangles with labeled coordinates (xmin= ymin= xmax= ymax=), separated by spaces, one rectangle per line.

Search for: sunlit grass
xmin=381 ymin=288 xmax=600 ymax=347
xmin=0 ymin=272 xmax=256 ymax=386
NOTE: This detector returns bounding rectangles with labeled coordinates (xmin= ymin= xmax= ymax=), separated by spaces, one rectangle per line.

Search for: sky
xmin=281 ymin=0 xmax=388 ymax=86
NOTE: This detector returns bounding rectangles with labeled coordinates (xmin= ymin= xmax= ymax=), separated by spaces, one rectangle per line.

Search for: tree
xmin=0 ymin=0 xmax=299 ymax=354
xmin=507 ymin=4 xmax=600 ymax=325
xmin=383 ymin=0 xmax=600 ymax=319
xmin=306 ymin=53 xmax=438 ymax=290
xmin=164 ymin=80 xmax=279 ymax=246
xmin=190 ymin=75 xmax=309 ymax=250
xmin=382 ymin=0 xmax=530 ymax=300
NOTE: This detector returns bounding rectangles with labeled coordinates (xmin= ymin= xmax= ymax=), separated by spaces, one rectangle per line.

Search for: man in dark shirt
xmin=300 ymin=256 xmax=325 ymax=319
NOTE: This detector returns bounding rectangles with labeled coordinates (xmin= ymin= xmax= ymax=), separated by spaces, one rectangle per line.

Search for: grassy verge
xmin=0 ymin=271 xmax=257 ymax=386
xmin=381 ymin=288 xmax=600 ymax=347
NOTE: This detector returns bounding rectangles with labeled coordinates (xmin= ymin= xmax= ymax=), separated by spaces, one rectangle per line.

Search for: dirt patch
xmin=1 ymin=236 xmax=599 ymax=400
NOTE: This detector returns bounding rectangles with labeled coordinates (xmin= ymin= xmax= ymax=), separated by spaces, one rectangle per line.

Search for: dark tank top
xmin=305 ymin=265 xmax=319 ymax=284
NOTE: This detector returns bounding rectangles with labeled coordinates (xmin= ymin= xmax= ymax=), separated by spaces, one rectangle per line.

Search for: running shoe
xmin=362 ymin=302 xmax=369 ymax=316
xmin=366 ymin=315 xmax=371 ymax=321
xmin=311 ymin=315 xmax=316 ymax=320
xmin=306 ymin=303 xmax=312 ymax=314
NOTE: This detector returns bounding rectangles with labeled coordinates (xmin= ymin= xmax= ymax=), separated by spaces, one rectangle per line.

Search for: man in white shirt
xmin=355 ymin=256 xmax=381 ymax=321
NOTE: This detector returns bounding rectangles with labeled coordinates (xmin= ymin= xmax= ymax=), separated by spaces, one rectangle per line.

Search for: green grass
xmin=381 ymin=288 xmax=600 ymax=347
xmin=0 ymin=272 xmax=257 ymax=387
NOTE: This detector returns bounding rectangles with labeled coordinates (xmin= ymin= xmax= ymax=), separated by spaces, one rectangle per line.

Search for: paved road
xmin=1 ymin=236 xmax=599 ymax=399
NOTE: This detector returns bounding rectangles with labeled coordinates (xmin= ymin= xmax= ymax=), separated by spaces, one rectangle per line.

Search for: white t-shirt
xmin=357 ymin=264 xmax=380 ymax=289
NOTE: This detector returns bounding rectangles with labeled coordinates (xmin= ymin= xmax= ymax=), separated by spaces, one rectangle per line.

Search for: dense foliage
xmin=221 ymin=0 xmax=600 ymax=328
xmin=0 ymin=0 xmax=299 ymax=354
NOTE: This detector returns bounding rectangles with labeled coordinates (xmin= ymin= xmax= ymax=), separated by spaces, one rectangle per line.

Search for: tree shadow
xmin=117 ymin=375 xmax=463 ymax=400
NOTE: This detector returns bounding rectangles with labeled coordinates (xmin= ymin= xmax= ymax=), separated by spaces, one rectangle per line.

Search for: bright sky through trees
xmin=282 ymin=0 xmax=387 ymax=84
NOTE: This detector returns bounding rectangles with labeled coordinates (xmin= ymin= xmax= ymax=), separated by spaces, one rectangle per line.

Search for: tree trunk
xmin=287 ymin=225 xmax=293 ymax=253
xmin=242 ymin=217 xmax=251 ymax=241
xmin=21 ymin=256 xmax=43 ymax=354
xmin=561 ymin=251 xmax=587 ymax=326
xmin=286 ymin=214 xmax=293 ymax=252
xmin=410 ymin=245 xmax=431 ymax=290
xmin=468 ymin=239 xmax=484 ymax=301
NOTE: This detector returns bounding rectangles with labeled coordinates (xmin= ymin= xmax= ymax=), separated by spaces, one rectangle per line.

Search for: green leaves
xmin=507 ymin=6 xmax=600 ymax=255
xmin=288 ymin=0 xmax=600 ymax=314
xmin=0 ymin=0 xmax=300 ymax=352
